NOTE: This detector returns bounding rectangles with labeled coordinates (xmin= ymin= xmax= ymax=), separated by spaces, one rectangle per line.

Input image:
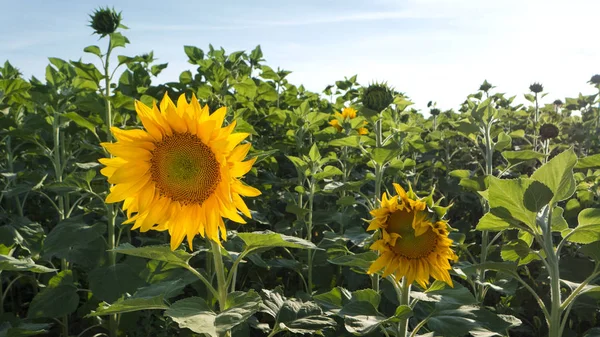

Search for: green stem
xmin=477 ymin=121 xmax=494 ymax=303
xmin=397 ymin=278 xmax=411 ymax=337
xmin=5 ymin=137 xmax=23 ymax=216
xmin=210 ymin=241 xmax=228 ymax=312
xmin=371 ymin=113 xmax=385 ymax=295
xmin=541 ymin=207 xmax=562 ymax=337
xmin=0 ymin=274 xmax=3 ymax=315
xmin=307 ymin=177 xmax=316 ymax=293
xmin=102 ymin=35 xmax=118 ymax=337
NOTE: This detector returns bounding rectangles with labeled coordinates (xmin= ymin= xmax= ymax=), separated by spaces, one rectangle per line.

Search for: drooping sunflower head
xmin=529 ymin=82 xmax=544 ymax=94
xmin=329 ymin=107 xmax=368 ymax=135
xmin=89 ymin=7 xmax=122 ymax=37
xmin=99 ymin=93 xmax=261 ymax=250
xmin=367 ymin=184 xmax=457 ymax=288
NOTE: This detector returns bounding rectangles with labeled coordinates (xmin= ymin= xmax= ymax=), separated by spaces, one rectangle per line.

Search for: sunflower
xmin=99 ymin=93 xmax=261 ymax=250
xmin=367 ymin=184 xmax=457 ymax=288
xmin=329 ymin=107 xmax=368 ymax=135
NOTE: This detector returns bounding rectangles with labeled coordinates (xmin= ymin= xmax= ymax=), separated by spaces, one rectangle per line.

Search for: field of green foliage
xmin=1 ymin=7 xmax=600 ymax=337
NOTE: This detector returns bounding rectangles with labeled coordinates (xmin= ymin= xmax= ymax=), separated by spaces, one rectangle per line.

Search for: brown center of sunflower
xmin=386 ymin=209 xmax=437 ymax=259
xmin=150 ymin=132 xmax=221 ymax=205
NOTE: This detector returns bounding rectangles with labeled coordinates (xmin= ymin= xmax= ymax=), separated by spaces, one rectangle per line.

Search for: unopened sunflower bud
xmin=362 ymin=83 xmax=394 ymax=112
xmin=540 ymin=123 xmax=559 ymax=139
xmin=479 ymin=80 xmax=493 ymax=93
xmin=430 ymin=108 xmax=441 ymax=116
xmin=89 ymin=7 xmax=122 ymax=37
xmin=553 ymin=99 xmax=563 ymax=106
xmin=529 ymin=83 xmax=544 ymax=94
xmin=589 ymin=74 xmax=600 ymax=86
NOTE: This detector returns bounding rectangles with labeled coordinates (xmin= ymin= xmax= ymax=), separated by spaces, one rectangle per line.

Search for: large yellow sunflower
xmin=99 ymin=93 xmax=261 ymax=250
xmin=329 ymin=107 xmax=368 ymax=135
xmin=367 ymin=184 xmax=457 ymax=288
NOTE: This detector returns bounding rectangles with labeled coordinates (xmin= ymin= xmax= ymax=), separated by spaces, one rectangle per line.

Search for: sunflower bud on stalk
xmin=479 ymin=80 xmax=493 ymax=93
xmin=362 ymin=83 xmax=394 ymax=112
xmin=529 ymin=82 xmax=544 ymax=94
xmin=540 ymin=123 xmax=559 ymax=140
xmin=89 ymin=7 xmax=122 ymax=37
xmin=430 ymin=108 xmax=441 ymax=116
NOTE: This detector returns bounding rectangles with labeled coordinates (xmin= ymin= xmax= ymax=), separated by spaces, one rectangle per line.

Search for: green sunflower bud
xmin=553 ymin=99 xmax=563 ymax=106
xmin=89 ymin=7 xmax=122 ymax=37
xmin=430 ymin=108 xmax=441 ymax=116
xmin=539 ymin=123 xmax=559 ymax=139
xmin=479 ymin=80 xmax=493 ymax=93
xmin=589 ymin=74 xmax=600 ymax=86
xmin=529 ymin=82 xmax=544 ymax=94
xmin=362 ymin=83 xmax=394 ymax=112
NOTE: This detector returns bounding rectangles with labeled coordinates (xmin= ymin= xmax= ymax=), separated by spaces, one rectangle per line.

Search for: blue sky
xmin=2 ymin=0 xmax=599 ymax=111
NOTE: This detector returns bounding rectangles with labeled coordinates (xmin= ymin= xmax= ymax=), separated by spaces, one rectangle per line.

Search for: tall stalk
xmin=100 ymin=34 xmax=118 ymax=337
xmin=396 ymin=278 xmax=411 ymax=337
xmin=306 ymin=176 xmax=316 ymax=292
xmin=477 ymin=120 xmax=494 ymax=303
xmin=371 ymin=114 xmax=385 ymax=293
xmin=210 ymin=241 xmax=231 ymax=337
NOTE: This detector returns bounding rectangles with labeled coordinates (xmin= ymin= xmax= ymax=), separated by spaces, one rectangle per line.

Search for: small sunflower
xmin=99 ymin=93 xmax=261 ymax=250
xmin=329 ymin=107 xmax=368 ymax=135
xmin=367 ymin=184 xmax=457 ymax=288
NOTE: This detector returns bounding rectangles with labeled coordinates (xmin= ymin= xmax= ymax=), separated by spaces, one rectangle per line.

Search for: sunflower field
xmin=1 ymin=8 xmax=600 ymax=337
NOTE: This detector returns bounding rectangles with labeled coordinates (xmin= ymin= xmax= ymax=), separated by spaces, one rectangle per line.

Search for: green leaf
xmin=488 ymin=177 xmax=553 ymax=231
xmin=339 ymin=301 xmax=410 ymax=335
xmin=42 ymin=217 xmax=106 ymax=268
xmin=89 ymin=263 xmax=144 ymax=302
xmin=372 ymin=144 xmax=402 ymax=166
xmin=502 ymin=150 xmax=545 ymax=165
xmin=531 ymin=148 xmax=577 ymax=204
xmin=328 ymin=251 xmax=377 ymax=271
xmin=0 ymin=322 xmax=51 ymax=336
xmin=83 ymin=45 xmax=102 ymax=57
xmin=494 ymin=132 xmax=512 ymax=151
xmin=233 ymin=77 xmax=257 ymax=99
xmin=0 ymin=255 xmax=56 ymax=273
xmin=89 ymin=296 xmax=169 ymax=316
xmin=501 ymin=240 xmax=537 ymax=265
xmin=109 ymin=32 xmax=130 ymax=49
xmin=580 ymin=241 xmax=600 ymax=261
xmin=184 ymin=45 xmax=204 ymax=63
xmin=216 ymin=291 xmax=262 ymax=332
xmin=575 ymin=153 xmax=600 ymax=169
xmin=165 ymin=297 xmax=217 ymax=336
xmin=551 ymin=206 xmax=569 ymax=232
xmin=63 ymin=112 xmax=98 ymax=136
xmin=566 ymin=208 xmax=600 ymax=244
xmin=260 ymin=288 xmax=337 ymax=335
xmin=112 ymin=243 xmax=194 ymax=268
xmin=329 ymin=135 xmax=366 ymax=148
xmin=237 ymin=231 xmax=317 ymax=253
xmin=476 ymin=212 xmax=511 ymax=231
xmin=27 ymin=271 xmax=79 ymax=319
xmin=308 ymin=143 xmax=321 ymax=162
xmin=508 ymin=129 xmax=525 ymax=139
xmin=314 ymin=166 xmax=343 ymax=181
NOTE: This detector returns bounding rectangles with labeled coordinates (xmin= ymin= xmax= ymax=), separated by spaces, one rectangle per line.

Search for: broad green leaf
xmin=551 ymin=206 xmax=569 ymax=232
xmin=329 ymin=135 xmax=367 ymax=148
xmin=339 ymin=301 xmax=410 ymax=335
xmin=308 ymin=143 xmax=321 ymax=162
xmin=580 ymin=241 xmax=600 ymax=261
xmin=531 ymin=148 xmax=577 ymax=204
xmin=112 ymin=243 xmax=194 ymax=268
xmin=237 ymin=231 xmax=317 ymax=252
xmin=488 ymin=177 xmax=552 ymax=231
xmin=566 ymin=208 xmax=600 ymax=244
xmin=476 ymin=212 xmax=511 ymax=231
xmin=494 ymin=132 xmax=512 ymax=151
xmin=184 ymin=45 xmax=204 ymax=63
xmin=501 ymin=240 xmax=537 ymax=265
xmin=109 ymin=32 xmax=130 ymax=49
xmin=88 ymin=263 xmax=144 ymax=302
xmin=42 ymin=216 xmax=106 ymax=268
xmin=165 ymin=297 xmax=217 ymax=336
xmin=508 ymin=129 xmax=525 ymax=139
xmin=502 ymin=150 xmax=545 ymax=165
xmin=372 ymin=144 xmax=402 ymax=166
xmin=0 ymin=255 xmax=56 ymax=273
xmin=575 ymin=153 xmax=600 ymax=169
xmin=216 ymin=291 xmax=262 ymax=332
xmin=314 ymin=166 xmax=343 ymax=181
xmin=28 ymin=271 xmax=78 ymax=319
xmin=63 ymin=112 xmax=98 ymax=136
xmin=89 ymin=296 xmax=169 ymax=316
xmin=0 ymin=322 xmax=51 ymax=336
xmin=328 ymin=251 xmax=377 ymax=271
xmin=83 ymin=45 xmax=102 ymax=57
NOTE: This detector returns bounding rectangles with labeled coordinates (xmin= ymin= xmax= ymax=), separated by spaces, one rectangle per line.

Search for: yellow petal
xmin=209 ymin=107 xmax=227 ymax=127
xmin=107 ymin=162 xmax=150 ymax=184
xmin=229 ymin=158 xmax=256 ymax=178
xmin=106 ymin=181 xmax=147 ymax=203
xmin=232 ymin=180 xmax=261 ymax=196
xmin=228 ymin=143 xmax=252 ymax=162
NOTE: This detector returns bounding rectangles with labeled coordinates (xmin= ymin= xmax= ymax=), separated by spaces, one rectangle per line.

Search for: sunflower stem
xmin=210 ymin=240 xmax=228 ymax=312
xmin=306 ymin=176 xmax=316 ymax=293
xmin=371 ymin=112 xmax=385 ymax=295
xmin=397 ymin=277 xmax=411 ymax=337
xmin=102 ymin=34 xmax=118 ymax=337
xmin=477 ymin=120 xmax=494 ymax=304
